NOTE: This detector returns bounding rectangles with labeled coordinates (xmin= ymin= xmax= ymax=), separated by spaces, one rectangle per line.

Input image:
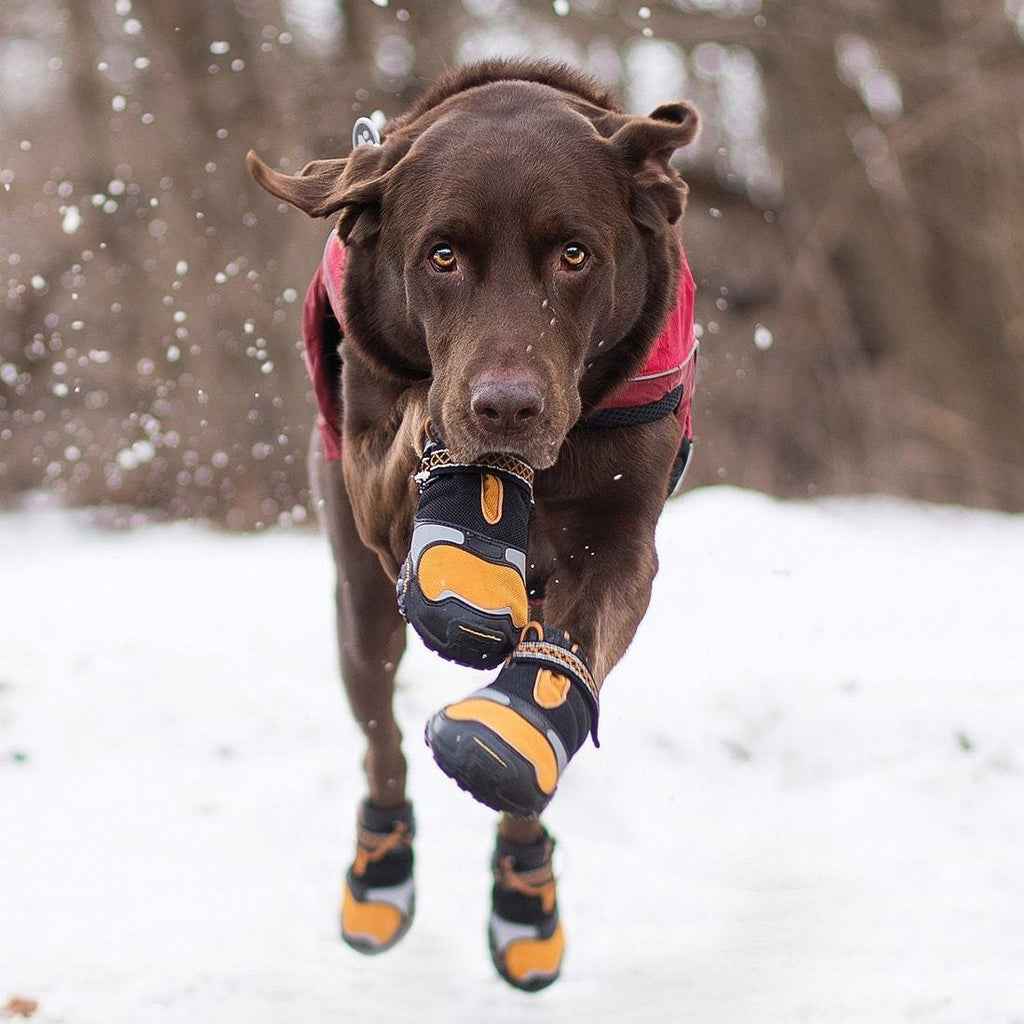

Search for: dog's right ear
xmin=246 ymin=151 xmax=350 ymax=218
xmin=246 ymin=143 xmax=401 ymax=245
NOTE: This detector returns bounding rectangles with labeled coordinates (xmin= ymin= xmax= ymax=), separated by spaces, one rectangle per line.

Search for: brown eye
xmin=561 ymin=244 xmax=587 ymax=270
xmin=430 ymin=245 xmax=456 ymax=271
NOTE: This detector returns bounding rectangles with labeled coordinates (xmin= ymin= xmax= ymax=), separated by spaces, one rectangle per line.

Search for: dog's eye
xmin=430 ymin=245 xmax=457 ymax=271
xmin=561 ymin=244 xmax=587 ymax=270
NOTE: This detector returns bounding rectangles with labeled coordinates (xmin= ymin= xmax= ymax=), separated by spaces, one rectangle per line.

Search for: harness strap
xmin=577 ymin=384 xmax=684 ymax=430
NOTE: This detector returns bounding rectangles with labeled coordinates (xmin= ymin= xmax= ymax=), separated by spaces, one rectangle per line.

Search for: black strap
xmin=577 ymin=384 xmax=684 ymax=429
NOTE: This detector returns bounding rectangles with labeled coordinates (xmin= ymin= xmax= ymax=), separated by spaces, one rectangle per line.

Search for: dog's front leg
xmin=538 ymin=515 xmax=660 ymax=685
xmin=425 ymin=417 xmax=681 ymax=817
xmin=535 ymin=417 xmax=680 ymax=685
xmin=536 ymin=509 xmax=665 ymax=684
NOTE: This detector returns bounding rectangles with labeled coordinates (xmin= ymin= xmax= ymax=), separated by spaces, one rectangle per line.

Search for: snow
xmin=1 ymin=487 xmax=1022 ymax=1022
xmin=60 ymin=205 xmax=82 ymax=235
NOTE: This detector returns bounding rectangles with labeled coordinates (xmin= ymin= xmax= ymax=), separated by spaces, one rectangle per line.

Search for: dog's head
xmin=248 ymin=64 xmax=699 ymax=468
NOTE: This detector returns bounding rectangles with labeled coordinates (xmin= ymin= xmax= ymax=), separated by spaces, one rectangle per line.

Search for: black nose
xmin=470 ymin=379 xmax=544 ymax=433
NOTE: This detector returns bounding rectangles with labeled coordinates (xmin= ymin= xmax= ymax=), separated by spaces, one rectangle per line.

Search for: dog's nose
xmin=470 ymin=379 xmax=544 ymax=433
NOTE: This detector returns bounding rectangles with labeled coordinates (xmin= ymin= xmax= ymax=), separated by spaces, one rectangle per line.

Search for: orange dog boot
xmin=489 ymin=829 xmax=565 ymax=991
xmin=425 ymin=624 xmax=599 ymax=817
xmin=340 ymin=800 xmax=415 ymax=955
xmin=397 ymin=427 xmax=533 ymax=669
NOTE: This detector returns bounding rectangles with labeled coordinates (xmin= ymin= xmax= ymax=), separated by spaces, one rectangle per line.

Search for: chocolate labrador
xmin=247 ymin=59 xmax=699 ymax=991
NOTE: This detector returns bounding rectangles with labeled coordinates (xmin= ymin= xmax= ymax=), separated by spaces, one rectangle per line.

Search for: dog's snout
xmin=470 ymin=379 xmax=544 ymax=433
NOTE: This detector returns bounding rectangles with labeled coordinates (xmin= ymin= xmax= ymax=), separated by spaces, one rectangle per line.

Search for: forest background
xmin=2 ymin=0 xmax=1023 ymax=527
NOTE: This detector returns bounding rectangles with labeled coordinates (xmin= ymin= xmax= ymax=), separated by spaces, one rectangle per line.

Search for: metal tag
xmin=352 ymin=116 xmax=381 ymax=149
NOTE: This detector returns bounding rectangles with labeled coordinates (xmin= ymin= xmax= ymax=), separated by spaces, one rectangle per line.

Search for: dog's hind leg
xmin=489 ymin=815 xmax=564 ymax=991
xmin=309 ymin=431 xmax=415 ymax=954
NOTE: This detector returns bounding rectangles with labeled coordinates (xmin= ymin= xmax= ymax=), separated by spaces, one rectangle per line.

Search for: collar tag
xmin=352 ymin=116 xmax=381 ymax=149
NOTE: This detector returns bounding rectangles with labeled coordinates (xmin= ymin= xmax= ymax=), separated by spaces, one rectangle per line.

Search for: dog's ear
xmin=607 ymin=102 xmax=700 ymax=231
xmin=246 ymin=151 xmax=346 ymax=218
xmin=246 ymin=143 xmax=403 ymax=246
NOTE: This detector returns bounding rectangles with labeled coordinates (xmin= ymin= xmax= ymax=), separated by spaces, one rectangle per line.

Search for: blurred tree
xmin=1 ymin=0 xmax=1022 ymax=525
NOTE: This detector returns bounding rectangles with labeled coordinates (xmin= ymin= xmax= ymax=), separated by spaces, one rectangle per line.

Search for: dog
xmin=247 ymin=59 xmax=699 ymax=990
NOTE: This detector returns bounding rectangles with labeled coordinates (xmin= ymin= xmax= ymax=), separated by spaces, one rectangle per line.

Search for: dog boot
xmin=489 ymin=829 xmax=565 ymax=991
xmin=340 ymin=800 xmax=415 ymax=955
xmin=425 ymin=624 xmax=599 ymax=817
xmin=397 ymin=428 xmax=534 ymax=669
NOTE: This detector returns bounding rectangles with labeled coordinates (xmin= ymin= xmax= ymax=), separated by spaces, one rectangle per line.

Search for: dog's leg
xmin=498 ymin=815 xmax=543 ymax=843
xmin=310 ymin=432 xmax=408 ymax=806
xmin=425 ymin=419 xmax=679 ymax=817
xmin=535 ymin=510 xmax=661 ymax=688
xmin=530 ymin=419 xmax=682 ymax=686
xmin=310 ymin=431 xmax=417 ymax=955
xmin=488 ymin=817 xmax=563 ymax=992
xmin=427 ymin=419 xmax=677 ymax=988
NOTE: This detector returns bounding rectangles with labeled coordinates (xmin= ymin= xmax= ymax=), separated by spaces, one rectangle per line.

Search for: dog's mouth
xmin=433 ymin=384 xmax=577 ymax=470
xmin=438 ymin=415 xmax=567 ymax=471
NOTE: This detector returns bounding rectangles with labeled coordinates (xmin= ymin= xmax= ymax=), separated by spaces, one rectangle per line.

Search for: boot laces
xmin=495 ymin=841 xmax=556 ymax=915
xmin=355 ymin=820 xmax=411 ymax=866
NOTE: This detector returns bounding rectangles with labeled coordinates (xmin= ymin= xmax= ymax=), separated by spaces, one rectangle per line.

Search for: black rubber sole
xmin=398 ymin=574 xmax=518 ymax=669
xmin=424 ymin=712 xmax=552 ymax=818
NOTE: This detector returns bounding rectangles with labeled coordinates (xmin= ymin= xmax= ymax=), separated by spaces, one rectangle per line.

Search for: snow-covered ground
xmin=2 ymin=487 xmax=1022 ymax=1023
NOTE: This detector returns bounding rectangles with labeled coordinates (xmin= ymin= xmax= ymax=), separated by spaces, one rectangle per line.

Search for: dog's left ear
xmin=607 ymin=102 xmax=701 ymax=231
xmin=246 ymin=143 xmax=402 ymax=246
